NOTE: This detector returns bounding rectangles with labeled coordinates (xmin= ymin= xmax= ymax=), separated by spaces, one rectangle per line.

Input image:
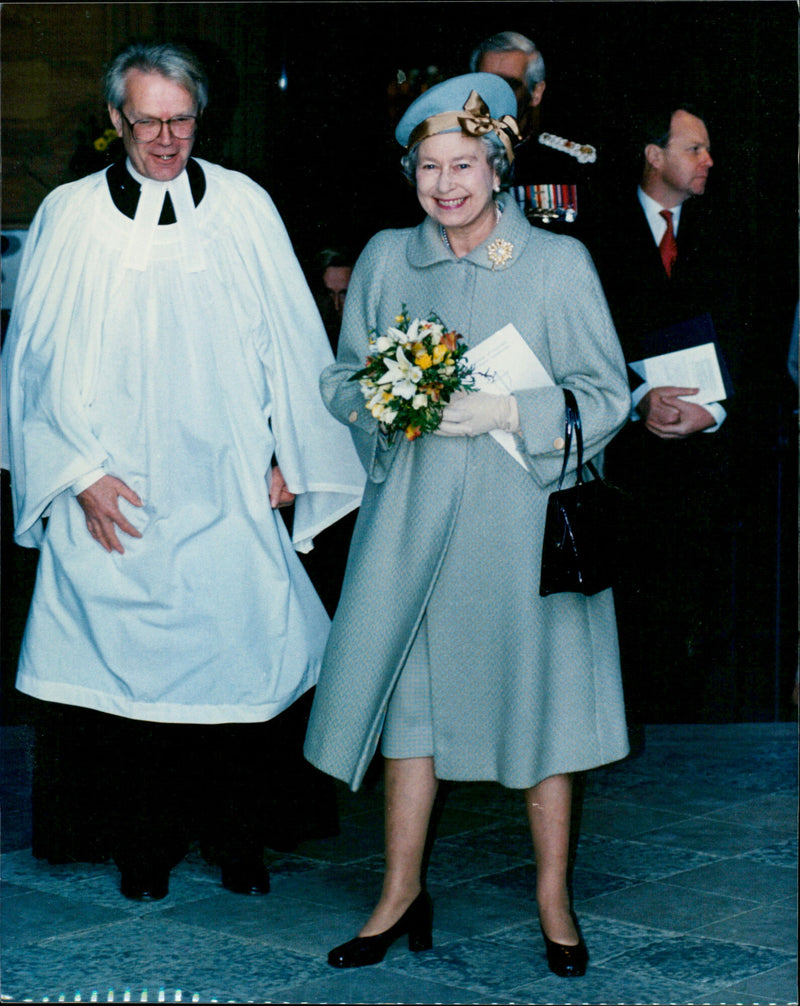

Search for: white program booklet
xmin=464 ymin=323 xmax=554 ymax=470
xmin=629 ymin=341 xmax=727 ymax=404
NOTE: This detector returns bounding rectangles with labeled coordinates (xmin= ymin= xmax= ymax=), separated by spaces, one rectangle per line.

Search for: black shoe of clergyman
xmin=119 ymin=866 xmax=170 ymax=901
xmin=221 ymin=858 xmax=271 ymax=895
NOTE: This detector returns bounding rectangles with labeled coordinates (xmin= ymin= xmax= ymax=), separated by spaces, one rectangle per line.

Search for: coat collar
xmin=407 ymin=195 xmax=531 ymax=271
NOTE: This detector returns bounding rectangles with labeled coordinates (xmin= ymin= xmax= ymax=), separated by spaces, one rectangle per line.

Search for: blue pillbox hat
xmin=395 ymin=72 xmax=518 ymax=148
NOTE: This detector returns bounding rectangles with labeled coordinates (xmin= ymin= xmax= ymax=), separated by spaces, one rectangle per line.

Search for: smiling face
xmin=108 ymin=69 xmax=197 ymax=182
xmin=645 ymin=110 xmax=714 ymax=207
xmin=415 ymin=132 xmax=500 ymax=251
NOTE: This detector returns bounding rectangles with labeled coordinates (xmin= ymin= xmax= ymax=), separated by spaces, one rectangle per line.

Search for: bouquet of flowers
xmin=350 ymin=306 xmax=476 ymax=442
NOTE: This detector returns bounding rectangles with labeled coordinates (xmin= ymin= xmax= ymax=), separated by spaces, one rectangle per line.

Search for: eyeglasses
xmin=119 ymin=111 xmax=198 ymax=143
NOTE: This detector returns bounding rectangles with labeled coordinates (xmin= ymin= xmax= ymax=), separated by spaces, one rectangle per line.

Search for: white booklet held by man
xmin=628 ymin=313 xmax=734 ymax=404
xmin=629 ymin=342 xmax=727 ymax=404
xmin=464 ymin=323 xmax=554 ymax=470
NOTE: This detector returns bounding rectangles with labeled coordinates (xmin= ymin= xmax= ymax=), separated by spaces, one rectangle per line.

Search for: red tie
xmin=659 ymin=209 xmax=678 ymax=277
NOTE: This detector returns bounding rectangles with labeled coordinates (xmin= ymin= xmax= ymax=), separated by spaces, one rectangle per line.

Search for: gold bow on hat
xmin=407 ymin=90 xmax=521 ymax=162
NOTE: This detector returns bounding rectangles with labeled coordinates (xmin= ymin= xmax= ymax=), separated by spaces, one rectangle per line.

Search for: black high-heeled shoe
xmin=327 ymin=890 xmax=433 ymax=968
xmin=540 ymin=922 xmax=589 ymax=977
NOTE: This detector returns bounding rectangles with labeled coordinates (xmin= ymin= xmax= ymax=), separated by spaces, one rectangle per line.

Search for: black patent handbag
xmin=539 ymin=388 xmax=617 ymax=596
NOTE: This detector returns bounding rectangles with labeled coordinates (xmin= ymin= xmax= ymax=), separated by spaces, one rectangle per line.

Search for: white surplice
xmin=2 ymin=159 xmax=365 ymax=723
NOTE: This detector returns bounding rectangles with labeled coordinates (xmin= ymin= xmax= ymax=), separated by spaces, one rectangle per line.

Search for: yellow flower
xmin=93 ymin=137 xmax=108 ymax=152
xmin=415 ymin=353 xmax=433 ymax=369
xmin=432 ymin=344 xmax=448 ymax=364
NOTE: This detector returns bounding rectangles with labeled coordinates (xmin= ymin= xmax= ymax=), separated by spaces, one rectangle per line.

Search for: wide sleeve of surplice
xmin=2 ymin=177 xmax=112 ymax=548
xmin=223 ymin=170 xmax=365 ymax=552
xmin=512 ymin=237 xmax=630 ymax=489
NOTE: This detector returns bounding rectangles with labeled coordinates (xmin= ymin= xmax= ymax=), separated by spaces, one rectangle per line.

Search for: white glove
xmin=435 ymin=391 xmax=520 ymax=437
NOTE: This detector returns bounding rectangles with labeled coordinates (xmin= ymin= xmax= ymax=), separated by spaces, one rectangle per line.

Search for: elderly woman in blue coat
xmin=304 ymin=73 xmax=630 ymax=978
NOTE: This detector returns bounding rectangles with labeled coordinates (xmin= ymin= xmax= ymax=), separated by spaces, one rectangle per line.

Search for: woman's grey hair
xmin=469 ymin=31 xmax=546 ymax=92
xmin=401 ymin=131 xmax=513 ymax=188
xmin=104 ymin=42 xmax=209 ymax=112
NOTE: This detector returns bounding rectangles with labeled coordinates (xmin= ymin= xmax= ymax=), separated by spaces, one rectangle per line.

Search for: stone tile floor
xmin=1 ymin=722 xmax=797 ymax=1004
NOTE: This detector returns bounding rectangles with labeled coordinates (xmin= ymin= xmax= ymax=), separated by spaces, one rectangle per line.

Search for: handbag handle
xmin=556 ymin=388 xmax=583 ymax=491
xmin=556 ymin=388 xmax=601 ymax=490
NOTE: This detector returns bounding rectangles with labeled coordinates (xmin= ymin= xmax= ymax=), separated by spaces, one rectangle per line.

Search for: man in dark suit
xmin=470 ymin=30 xmax=599 ymax=237
xmin=588 ymin=103 xmax=742 ymax=725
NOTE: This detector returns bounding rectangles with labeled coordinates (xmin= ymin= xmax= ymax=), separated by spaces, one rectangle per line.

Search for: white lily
xmin=421 ymin=322 xmax=444 ymax=344
xmin=384 ymin=326 xmax=409 ymax=346
xmin=378 ymin=347 xmax=423 ymax=400
xmin=404 ymin=318 xmax=421 ymax=342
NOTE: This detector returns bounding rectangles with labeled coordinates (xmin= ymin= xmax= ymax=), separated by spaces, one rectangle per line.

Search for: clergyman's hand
xmin=269 ymin=465 xmax=296 ymax=509
xmin=76 ymin=475 xmax=143 ymax=554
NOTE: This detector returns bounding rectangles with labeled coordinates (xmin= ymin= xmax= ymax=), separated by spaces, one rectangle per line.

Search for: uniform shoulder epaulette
xmin=538 ymin=132 xmax=597 ymax=164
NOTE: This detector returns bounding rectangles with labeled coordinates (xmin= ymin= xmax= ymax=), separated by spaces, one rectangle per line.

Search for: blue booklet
xmin=631 ymin=313 xmax=735 ymax=401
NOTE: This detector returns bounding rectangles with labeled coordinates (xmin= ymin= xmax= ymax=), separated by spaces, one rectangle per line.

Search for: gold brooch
xmin=487 ymin=238 xmax=514 ymax=270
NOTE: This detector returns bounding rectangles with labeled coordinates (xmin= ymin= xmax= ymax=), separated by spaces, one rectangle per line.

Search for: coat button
xmin=348 ymin=410 xmax=359 ymax=423
xmin=554 ymin=437 xmax=565 ymax=450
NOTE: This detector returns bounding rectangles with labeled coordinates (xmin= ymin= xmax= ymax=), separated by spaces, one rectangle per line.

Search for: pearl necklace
xmin=440 ymin=204 xmax=502 ymax=253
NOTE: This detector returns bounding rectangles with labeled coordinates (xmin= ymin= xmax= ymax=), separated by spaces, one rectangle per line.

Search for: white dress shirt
xmin=632 ymin=187 xmax=725 ymax=432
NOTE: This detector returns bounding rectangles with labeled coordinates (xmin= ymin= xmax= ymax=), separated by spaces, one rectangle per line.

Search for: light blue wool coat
xmin=304 ymin=197 xmax=631 ymax=791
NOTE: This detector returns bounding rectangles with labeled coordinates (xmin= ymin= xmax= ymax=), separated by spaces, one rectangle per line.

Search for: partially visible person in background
xmin=314 ymin=247 xmax=354 ymax=352
xmin=788 ymin=302 xmax=798 ymax=709
xmin=586 ymin=101 xmax=742 ymax=727
xmin=788 ymin=301 xmax=798 ymax=388
xmin=470 ymin=29 xmax=600 ymax=236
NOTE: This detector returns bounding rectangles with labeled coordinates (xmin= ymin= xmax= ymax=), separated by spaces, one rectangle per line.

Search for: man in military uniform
xmin=470 ymin=30 xmax=598 ymax=237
